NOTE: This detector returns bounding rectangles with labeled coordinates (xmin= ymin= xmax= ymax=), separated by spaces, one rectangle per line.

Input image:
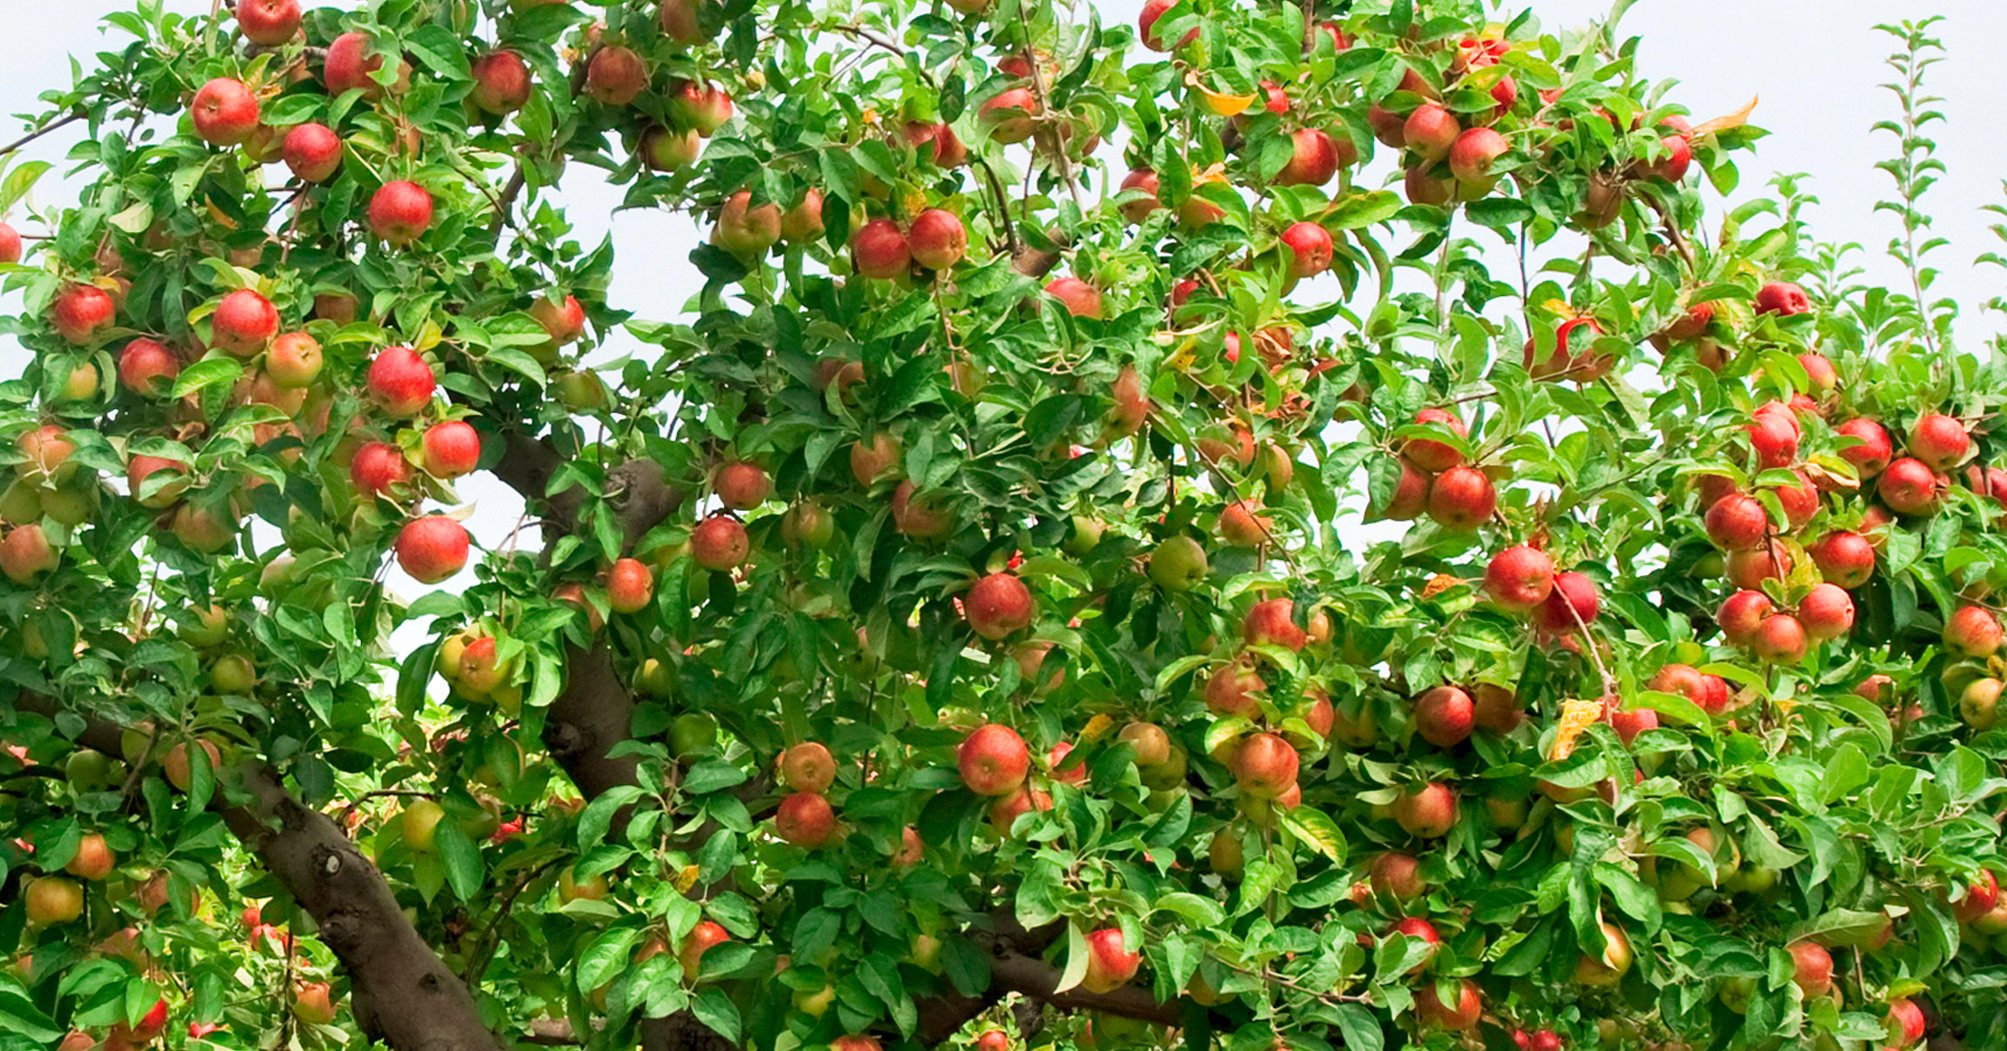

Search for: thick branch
xmin=13 ymin=694 xmax=505 ymax=1051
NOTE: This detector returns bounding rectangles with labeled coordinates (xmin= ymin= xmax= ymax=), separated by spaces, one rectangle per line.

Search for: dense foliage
xmin=0 ymin=1 xmax=2003 ymax=1050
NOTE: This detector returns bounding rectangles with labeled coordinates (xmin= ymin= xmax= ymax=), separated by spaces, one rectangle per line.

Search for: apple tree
xmin=0 ymin=1 xmax=2003 ymax=1050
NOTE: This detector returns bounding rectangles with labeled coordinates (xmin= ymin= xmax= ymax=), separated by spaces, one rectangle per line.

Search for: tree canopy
xmin=0 ymin=2 xmax=2003 ymax=1051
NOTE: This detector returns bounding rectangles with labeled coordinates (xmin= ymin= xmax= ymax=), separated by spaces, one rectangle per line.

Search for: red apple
xmin=396 ymin=515 xmax=471 ymax=584
xmin=1447 ymin=126 xmax=1508 ymax=188
xmin=1137 ymin=0 xmax=1197 ymax=51
xmin=852 ymin=218 xmax=912 ymax=280
xmin=1836 ymin=417 xmax=1893 ymax=476
xmin=1752 ymin=613 xmax=1808 ymax=664
xmin=51 ymin=284 xmax=115 ymax=344
xmin=1275 ymin=128 xmax=1348 ymax=187
xmin=366 ymin=346 xmax=435 ymax=416
xmin=711 ymin=190 xmax=781 ymax=258
xmin=368 ymin=180 xmax=434 ymax=247
xmin=774 ymin=791 xmax=837 ymax=848
xmin=909 ymin=209 xmax=968 ymax=271
xmin=1118 ymin=168 xmax=1161 ymax=224
xmin=1280 ymin=221 xmax=1333 ymax=279
xmin=324 ymin=32 xmax=410 ymax=99
xmin=265 ymin=331 xmax=322 ymax=388
xmin=422 ymin=421 xmax=481 ymax=478
xmin=1044 ymin=277 xmax=1103 ymax=319
xmin=1081 ymin=927 xmax=1142 ymax=993
xmin=1755 ymin=280 xmax=1811 ymax=316
xmin=236 ymin=0 xmax=302 ymax=45
xmin=1403 ymin=104 xmax=1461 ymax=162
xmin=471 ymin=50 xmax=533 ymax=115
xmin=957 ymin=723 xmax=1029 ymax=796
xmin=586 ymin=45 xmax=648 ymax=106
xmin=191 ymin=78 xmax=260 ymax=146
xmin=1532 ymin=571 xmax=1599 ymax=635
xmin=0 ymin=524 xmax=58 ymax=583
xmin=965 ymin=572 xmax=1033 ymax=640
xmin=1414 ymin=686 xmax=1475 ymax=747
xmin=1909 ymin=412 xmax=1970 ymax=471
xmin=1879 ymin=456 xmax=1943 ymax=516
xmin=780 ymin=743 xmax=836 ymax=793
xmin=1789 ymin=941 xmax=1833 ymax=997
xmin=667 ymin=80 xmax=735 ymax=136
xmin=690 ymin=515 xmax=750 ymax=571
xmin=1945 ymin=604 xmax=2003 ymax=658
xmin=1426 ymin=465 xmax=1495 ymax=530
xmin=713 ymin=461 xmax=770 ymax=509
xmin=979 ymin=88 xmax=1040 ymax=144
xmin=1417 ymin=978 xmax=1481 ymax=1030
xmin=1394 ymin=782 xmax=1457 ymax=838
xmin=640 ymin=125 xmax=702 ymax=172
xmin=211 ymin=288 xmax=278 ymax=356
xmin=349 ymin=441 xmax=411 ymax=497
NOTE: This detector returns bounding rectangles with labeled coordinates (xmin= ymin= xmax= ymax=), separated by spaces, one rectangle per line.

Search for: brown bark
xmin=13 ymin=694 xmax=505 ymax=1051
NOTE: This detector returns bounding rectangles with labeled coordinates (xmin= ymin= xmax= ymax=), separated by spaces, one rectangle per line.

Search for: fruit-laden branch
xmin=486 ymin=443 xmax=1195 ymax=1045
xmin=13 ymin=694 xmax=506 ymax=1051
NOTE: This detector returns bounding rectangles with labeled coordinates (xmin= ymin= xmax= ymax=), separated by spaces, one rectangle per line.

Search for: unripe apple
xmin=265 ymin=331 xmax=322 ymax=388
xmin=891 ymin=481 xmax=956 ymax=540
xmin=470 ymin=50 xmax=533 ymax=115
xmin=780 ymin=500 xmax=833 ymax=548
xmin=781 ymin=189 xmax=825 ymax=242
xmin=958 ymin=723 xmax=1029 ymax=796
xmin=293 ymin=981 xmax=336 ymax=1026
xmin=64 ymin=833 xmax=115 ymax=881
xmin=164 ymin=739 xmax=222 ymax=791
xmin=908 ymin=209 xmax=968 ymax=271
xmin=24 ymin=876 xmax=84 ymax=925
xmin=1574 ymin=920 xmax=1633 ymax=986
xmin=51 ymin=284 xmax=115 ymax=344
xmin=1959 ymin=677 xmax=2001 ymax=730
xmin=711 ymin=190 xmax=781 ymax=258
xmin=851 ymin=218 xmax=911 ymax=279
xmin=639 ymin=125 xmax=703 ymax=172
xmin=850 ymin=432 xmax=902 ymax=486
xmin=0 ymin=524 xmax=58 ymax=583
xmin=585 ymin=45 xmax=648 ymax=106
xmin=1147 ymin=535 xmax=1208 ymax=591
xmin=422 ymin=421 xmax=481 ymax=478
xmin=965 ymin=572 xmax=1033 ymax=639
xmin=368 ymin=181 xmax=434 ymax=247
xmin=780 ymin=742 xmax=836 ymax=793
xmin=366 ymin=346 xmax=435 ymax=416
xmin=395 ymin=515 xmax=471 ymax=584
xmin=190 ymin=79 xmax=258 ymax=148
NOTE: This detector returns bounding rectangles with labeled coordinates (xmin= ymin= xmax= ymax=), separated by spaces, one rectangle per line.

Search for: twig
xmin=0 ymin=111 xmax=85 ymax=158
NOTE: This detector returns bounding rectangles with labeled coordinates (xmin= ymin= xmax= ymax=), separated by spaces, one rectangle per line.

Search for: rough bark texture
xmin=13 ymin=694 xmax=506 ymax=1051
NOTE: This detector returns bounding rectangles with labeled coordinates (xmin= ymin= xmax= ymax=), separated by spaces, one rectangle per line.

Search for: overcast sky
xmin=1 ymin=1 xmax=2001 ymax=607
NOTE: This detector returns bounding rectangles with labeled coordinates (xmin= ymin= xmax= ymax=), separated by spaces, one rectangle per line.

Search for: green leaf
xmin=432 ymin=821 xmax=484 ymax=902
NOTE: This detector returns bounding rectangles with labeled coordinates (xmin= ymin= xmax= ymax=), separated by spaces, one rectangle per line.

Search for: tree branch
xmin=13 ymin=694 xmax=506 ymax=1051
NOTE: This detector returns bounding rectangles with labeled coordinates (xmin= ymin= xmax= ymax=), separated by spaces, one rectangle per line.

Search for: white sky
xmin=1 ymin=1 xmax=2002 ymax=615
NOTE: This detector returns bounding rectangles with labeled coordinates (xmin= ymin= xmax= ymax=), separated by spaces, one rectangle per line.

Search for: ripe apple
xmin=366 ymin=345 xmax=435 ymax=415
xmin=17 ymin=424 xmax=74 ymax=482
xmin=1426 ymin=465 xmax=1495 ymax=530
xmin=1280 ymin=221 xmax=1333 ymax=279
xmin=350 ymin=441 xmax=412 ymax=497
xmin=1836 ymin=417 xmax=1893 ymax=476
xmin=1651 ymin=663 xmax=1730 ymax=714
xmin=988 ymin=785 xmax=1051 ymax=834
xmin=908 ymin=208 xmax=968 ymax=271
xmin=0 ymin=524 xmax=58 ymax=583
xmin=1393 ymin=782 xmax=1457 ymax=838
xmin=1403 ymin=410 xmax=1468 ymax=476
xmin=1798 ymin=583 xmax=1855 ymax=641
xmin=265 ymin=331 xmax=322 ymax=387
xmin=780 ymin=742 xmax=836 ymax=793
xmin=774 ymin=791 xmax=837 ymax=848
xmin=1242 ymin=596 xmax=1306 ymax=651
xmin=191 ymin=78 xmax=260 ymax=146
xmin=1574 ymin=921 xmax=1633 ymax=986
xmin=1531 ymin=571 xmax=1599 ymax=635
xmin=1275 ymin=128 xmax=1348 ymax=187
xmin=852 ymin=218 xmax=912 ymax=279
xmin=0 ymin=222 xmax=18 ymax=264
xmin=1910 ymin=412 xmax=1970 ymax=470
xmin=711 ymin=190 xmax=781 ymax=258
xmin=1715 ymin=589 xmax=1774 ymax=645
xmin=678 ymin=920 xmax=729 ymax=977
xmin=605 ymin=558 xmax=654 ymax=614
xmin=668 ymin=80 xmax=735 ymax=136
xmin=368 ymin=181 xmax=434 ymax=246
xmin=1044 ymin=277 xmax=1103 ymax=319
xmin=1944 ymin=604 xmax=2003 ymax=658
xmin=957 ymin=723 xmax=1029 ymax=796
xmin=395 ymin=515 xmax=471 ymax=584
xmin=51 ymin=284 xmax=115 ymax=344
xmin=1879 ymin=456 xmax=1944 ymax=515
xmin=1417 ymin=978 xmax=1481 ymax=1030
xmin=325 ymin=32 xmax=411 ymax=98
xmin=236 ymin=0 xmax=301 ymax=44
xmin=1703 ymin=493 xmax=1769 ymax=551
xmin=965 ymin=572 xmax=1033 ymax=639
xmin=714 ymin=461 xmax=770 ymax=509
xmin=1403 ymin=104 xmax=1461 ymax=162
xmin=690 ymin=515 xmax=750 ymax=571
xmin=850 ymin=432 xmax=903 ymax=485
xmin=1751 ymin=613 xmax=1808 ymax=664
xmin=164 ymin=739 xmax=222 ymax=791
xmin=64 ymin=833 xmax=115 ymax=881
xmin=781 ymin=189 xmax=825 ymax=242
xmin=1137 ymin=0 xmax=1197 ymax=51
xmin=1754 ymin=280 xmax=1811 ymax=316
xmin=422 ymin=420 xmax=481 ymax=478
xmin=979 ymin=88 xmax=1040 ymax=144
xmin=470 ymin=50 xmax=532 ymax=115
xmin=903 ymin=120 xmax=967 ymax=166
xmin=1082 ymin=927 xmax=1141 ymax=993
xmin=1887 ymin=998 xmax=1926 ymax=1046
xmin=1484 ymin=544 xmax=1554 ymax=610
xmin=1788 ymin=941 xmax=1833 ymax=997
xmin=1117 ymin=168 xmax=1161 ymax=223
xmin=891 ymin=481 xmax=955 ymax=540
xmin=586 ymin=45 xmax=648 ymax=106
xmin=1116 ymin=722 xmax=1171 ymax=767
xmin=1414 ymin=686 xmax=1475 ymax=747
xmin=1447 ymin=126 xmax=1508 ymax=189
